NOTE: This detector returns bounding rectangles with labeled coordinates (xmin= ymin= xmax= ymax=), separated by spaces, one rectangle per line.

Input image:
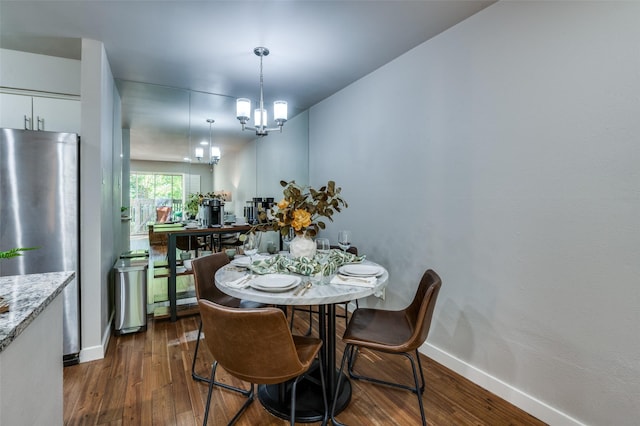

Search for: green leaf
xmin=0 ymin=247 xmax=38 ymax=259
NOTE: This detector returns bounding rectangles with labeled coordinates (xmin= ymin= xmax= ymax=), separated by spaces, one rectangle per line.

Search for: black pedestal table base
xmin=257 ymin=369 xmax=351 ymax=422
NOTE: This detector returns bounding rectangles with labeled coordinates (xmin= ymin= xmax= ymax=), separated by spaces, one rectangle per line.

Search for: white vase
xmin=289 ymin=233 xmax=316 ymax=259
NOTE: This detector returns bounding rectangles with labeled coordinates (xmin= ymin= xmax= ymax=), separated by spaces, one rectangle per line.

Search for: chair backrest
xmin=403 ymin=269 xmax=442 ymax=351
xmin=176 ymin=235 xmax=203 ymax=251
xmin=198 ymin=299 xmax=311 ymax=384
xmin=191 ymin=253 xmax=241 ymax=308
xmin=330 ymin=245 xmax=358 ymax=256
xmin=156 ymin=206 xmax=171 ymax=223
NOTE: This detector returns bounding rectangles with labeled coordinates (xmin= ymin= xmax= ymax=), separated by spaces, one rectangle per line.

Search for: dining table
xmin=153 ymin=223 xmax=252 ymax=321
xmin=215 ymin=256 xmax=388 ymax=422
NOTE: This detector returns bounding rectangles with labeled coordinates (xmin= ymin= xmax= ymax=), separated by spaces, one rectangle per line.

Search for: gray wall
xmin=309 ymin=2 xmax=639 ymax=425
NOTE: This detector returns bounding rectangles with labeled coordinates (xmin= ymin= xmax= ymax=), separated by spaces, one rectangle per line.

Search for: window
xmin=130 ymin=173 xmax=184 ymax=235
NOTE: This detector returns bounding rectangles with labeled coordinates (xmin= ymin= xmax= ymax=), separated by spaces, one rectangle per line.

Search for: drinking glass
xmin=282 ymin=227 xmax=295 ymax=252
xmin=243 ymin=232 xmax=261 ymax=276
xmin=338 ymin=230 xmax=352 ymax=252
xmin=316 ymin=238 xmax=331 ymax=284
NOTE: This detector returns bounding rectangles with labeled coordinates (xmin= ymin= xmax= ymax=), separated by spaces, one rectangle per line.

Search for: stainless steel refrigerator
xmin=0 ymin=129 xmax=81 ymax=366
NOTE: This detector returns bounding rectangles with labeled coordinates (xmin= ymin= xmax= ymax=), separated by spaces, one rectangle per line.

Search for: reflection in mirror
xmin=117 ymin=79 xmax=308 ymax=232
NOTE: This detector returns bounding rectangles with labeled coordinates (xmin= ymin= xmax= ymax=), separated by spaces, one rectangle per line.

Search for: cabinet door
xmin=0 ymin=93 xmax=33 ymax=130
xmin=32 ymin=97 xmax=81 ymax=133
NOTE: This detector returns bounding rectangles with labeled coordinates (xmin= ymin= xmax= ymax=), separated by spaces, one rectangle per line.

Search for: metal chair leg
xmin=202 ymin=360 xmax=255 ymax=426
xmin=346 ymin=346 xmax=427 ymax=426
xmin=191 ymin=320 xmax=206 ymax=381
xmin=192 ymin=319 xmax=252 ymax=397
xmin=289 ymin=306 xmax=313 ymax=336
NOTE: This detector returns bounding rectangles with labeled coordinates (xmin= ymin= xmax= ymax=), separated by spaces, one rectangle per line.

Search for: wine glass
xmin=338 ymin=230 xmax=352 ymax=252
xmin=316 ymin=238 xmax=331 ymax=284
xmin=243 ymin=232 xmax=261 ymax=276
xmin=282 ymin=227 xmax=295 ymax=254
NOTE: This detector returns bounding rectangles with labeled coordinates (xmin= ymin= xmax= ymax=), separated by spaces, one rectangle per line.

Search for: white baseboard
xmin=79 ymin=344 xmax=104 ymax=363
xmin=420 ymin=343 xmax=585 ymax=426
xmin=79 ymin=314 xmax=112 ymax=363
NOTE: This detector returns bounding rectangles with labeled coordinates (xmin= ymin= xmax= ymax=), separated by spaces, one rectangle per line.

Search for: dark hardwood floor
xmin=64 ymin=308 xmax=546 ymax=425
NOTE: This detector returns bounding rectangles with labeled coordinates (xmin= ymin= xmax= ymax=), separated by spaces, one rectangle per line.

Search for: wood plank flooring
xmin=64 ymin=308 xmax=547 ymax=425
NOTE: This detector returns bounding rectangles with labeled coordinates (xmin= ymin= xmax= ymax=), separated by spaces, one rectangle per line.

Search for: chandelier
xmin=236 ymin=47 xmax=287 ymax=136
xmin=195 ymin=119 xmax=220 ymax=165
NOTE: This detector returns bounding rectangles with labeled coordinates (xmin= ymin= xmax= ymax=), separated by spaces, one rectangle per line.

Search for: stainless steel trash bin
xmin=114 ymin=258 xmax=148 ymax=335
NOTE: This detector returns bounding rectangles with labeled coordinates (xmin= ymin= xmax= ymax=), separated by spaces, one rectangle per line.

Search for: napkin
xmin=330 ymin=274 xmax=377 ymax=287
xmin=225 ymin=274 xmax=253 ymax=289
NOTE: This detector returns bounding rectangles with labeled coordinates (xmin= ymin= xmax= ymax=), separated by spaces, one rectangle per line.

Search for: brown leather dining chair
xmin=289 ymin=246 xmax=359 ymax=336
xmin=198 ymin=299 xmax=329 ymax=425
xmin=331 ymin=269 xmax=442 ymax=426
xmin=190 ymin=252 xmax=262 ymax=392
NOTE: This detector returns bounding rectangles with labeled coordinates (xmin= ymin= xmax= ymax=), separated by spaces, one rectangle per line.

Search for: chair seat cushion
xmin=342 ymin=308 xmax=414 ymax=352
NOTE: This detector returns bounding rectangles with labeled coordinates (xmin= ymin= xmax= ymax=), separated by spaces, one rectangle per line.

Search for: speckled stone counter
xmin=0 ymin=271 xmax=74 ymax=426
xmin=0 ymin=271 xmax=74 ymax=353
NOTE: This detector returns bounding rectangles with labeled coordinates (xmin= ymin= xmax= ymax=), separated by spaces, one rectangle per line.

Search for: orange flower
xmin=277 ymin=198 xmax=289 ymax=210
xmin=291 ymin=209 xmax=312 ymax=231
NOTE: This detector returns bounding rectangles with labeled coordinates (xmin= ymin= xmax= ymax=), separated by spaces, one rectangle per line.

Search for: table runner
xmin=250 ymin=249 xmax=365 ymax=276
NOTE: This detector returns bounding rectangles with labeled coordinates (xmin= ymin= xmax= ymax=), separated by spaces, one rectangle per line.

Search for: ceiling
xmin=0 ymin=0 xmax=495 ymax=162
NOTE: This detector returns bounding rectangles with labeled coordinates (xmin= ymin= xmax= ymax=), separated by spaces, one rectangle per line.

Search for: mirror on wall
xmin=117 ymin=79 xmax=309 ymax=224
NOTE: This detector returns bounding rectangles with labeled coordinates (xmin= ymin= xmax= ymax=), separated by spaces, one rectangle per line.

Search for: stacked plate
xmin=231 ymin=254 xmax=268 ymax=268
xmin=250 ymin=274 xmax=301 ymax=292
xmin=338 ymin=264 xmax=384 ymax=277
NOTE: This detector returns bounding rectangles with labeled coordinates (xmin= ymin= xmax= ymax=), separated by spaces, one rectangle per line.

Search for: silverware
xmin=298 ymin=281 xmax=313 ymax=296
xmin=233 ymin=274 xmax=253 ymax=288
xmin=292 ymin=281 xmax=307 ymax=296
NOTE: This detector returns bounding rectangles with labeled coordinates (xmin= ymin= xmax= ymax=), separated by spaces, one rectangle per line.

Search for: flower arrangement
xmin=257 ymin=180 xmax=348 ymax=238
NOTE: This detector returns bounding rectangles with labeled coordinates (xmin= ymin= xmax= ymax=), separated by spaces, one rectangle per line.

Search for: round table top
xmin=215 ymin=259 xmax=388 ymax=306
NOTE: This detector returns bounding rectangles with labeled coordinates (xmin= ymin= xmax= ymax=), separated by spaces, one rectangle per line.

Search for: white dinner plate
xmin=231 ymin=256 xmax=251 ymax=267
xmin=339 ymin=264 xmax=384 ymax=277
xmin=231 ymin=254 xmax=268 ymax=268
xmin=250 ymin=274 xmax=301 ymax=292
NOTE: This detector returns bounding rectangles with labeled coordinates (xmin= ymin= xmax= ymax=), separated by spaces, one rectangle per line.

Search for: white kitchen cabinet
xmin=0 ymin=93 xmax=80 ymax=134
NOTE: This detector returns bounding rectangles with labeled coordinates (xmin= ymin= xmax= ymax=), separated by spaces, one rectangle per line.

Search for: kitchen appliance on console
xmin=201 ymin=197 xmax=224 ymax=227
xmin=244 ymin=197 xmax=274 ymax=224
xmin=0 ymin=129 xmax=81 ymax=366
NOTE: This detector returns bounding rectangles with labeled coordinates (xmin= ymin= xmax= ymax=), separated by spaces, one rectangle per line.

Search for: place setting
xmin=330 ymin=263 xmax=384 ymax=288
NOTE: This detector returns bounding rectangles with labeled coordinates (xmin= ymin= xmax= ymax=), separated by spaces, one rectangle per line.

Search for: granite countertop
xmin=0 ymin=271 xmax=75 ymax=353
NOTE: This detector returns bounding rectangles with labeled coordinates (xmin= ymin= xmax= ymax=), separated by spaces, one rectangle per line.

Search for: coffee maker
xmin=202 ymin=198 xmax=224 ymax=227
xmin=244 ymin=197 xmax=274 ymax=224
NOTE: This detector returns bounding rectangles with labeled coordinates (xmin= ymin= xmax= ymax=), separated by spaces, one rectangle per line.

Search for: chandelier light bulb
xmin=254 ymin=108 xmax=267 ymax=127
xmin=273 ymin=100 xmax=288 ymax=122
xmin=236 ymin=98 xmax=251 ymax=122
